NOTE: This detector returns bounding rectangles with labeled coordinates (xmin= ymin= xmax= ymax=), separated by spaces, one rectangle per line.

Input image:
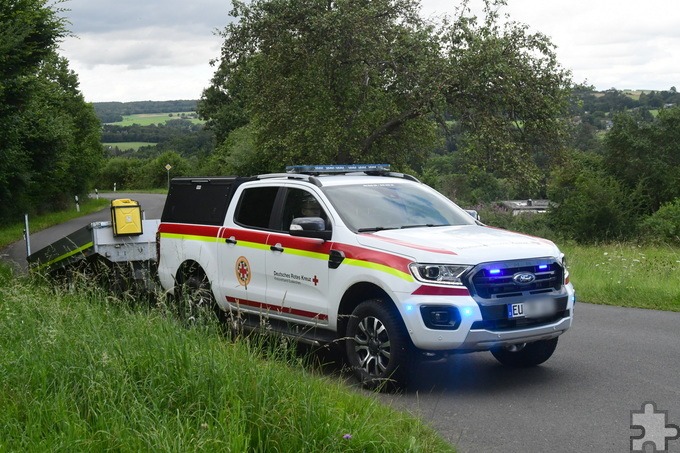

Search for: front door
xmin=264 ymin=188 xmax=331 ymax=326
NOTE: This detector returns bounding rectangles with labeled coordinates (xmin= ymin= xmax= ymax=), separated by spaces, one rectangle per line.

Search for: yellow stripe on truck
xmin=345 ymin=258 xmax=414 ymax=282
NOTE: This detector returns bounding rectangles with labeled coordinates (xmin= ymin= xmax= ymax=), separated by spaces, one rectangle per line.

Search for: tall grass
xmin=561 ymin=242 xmax=680 ymax=311
xmin=0 ymin=268 xmax=453 ymax=452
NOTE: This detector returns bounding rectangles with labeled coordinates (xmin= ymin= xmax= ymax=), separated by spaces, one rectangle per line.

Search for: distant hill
xmin=93 ymin=100 xmax=198 ymax=123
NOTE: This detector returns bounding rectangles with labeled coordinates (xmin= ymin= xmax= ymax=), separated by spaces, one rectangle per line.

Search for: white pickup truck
xmin=157 ymin=164 xmax=575 ymax=389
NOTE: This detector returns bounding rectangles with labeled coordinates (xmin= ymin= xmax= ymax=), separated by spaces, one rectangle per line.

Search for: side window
xmin=278 ymin=188 xmax=330 ymax=232
xmin=234 ymin=187 xmax=279 ymax=229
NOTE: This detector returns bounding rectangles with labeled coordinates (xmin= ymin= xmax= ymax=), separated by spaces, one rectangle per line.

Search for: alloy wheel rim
xmin=353 ymin=316 xmax=391 ymax=376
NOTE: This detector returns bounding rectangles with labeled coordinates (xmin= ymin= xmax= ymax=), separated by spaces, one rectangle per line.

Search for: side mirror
xmin=465 ymin=209 xmax=480 ymax=222
xmin=289 ymin=217 xmax=332 ymax=240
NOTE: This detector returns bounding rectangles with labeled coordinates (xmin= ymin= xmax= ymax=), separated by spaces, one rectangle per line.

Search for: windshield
xmin=322 ymin=182 xmax=475 ymax=232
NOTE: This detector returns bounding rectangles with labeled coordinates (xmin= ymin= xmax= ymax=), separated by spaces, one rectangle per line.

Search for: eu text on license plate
xmin=508 ymin=299 xmax=556 ymax=319
xmin=508 ymin=303 xmax=525 ymax=318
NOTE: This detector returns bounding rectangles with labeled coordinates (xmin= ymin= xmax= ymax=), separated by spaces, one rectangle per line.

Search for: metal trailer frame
xmin=27 ymin=219 xmax=160 ymax=293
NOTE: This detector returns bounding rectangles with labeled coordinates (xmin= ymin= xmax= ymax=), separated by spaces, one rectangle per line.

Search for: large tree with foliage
xmin=604 ymin=107 xmax=680 ymax=214
xmin=437 ymin=1 xmax=572 ymax=196
xmin=200 ymin=0 xmax=572 ymax=186
xmin=0 ymin=0 xmax=103 ymax=222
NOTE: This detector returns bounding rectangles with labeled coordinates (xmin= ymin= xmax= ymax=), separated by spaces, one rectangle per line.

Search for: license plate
xmin=508 ymin=299 xmax=557 ymax=319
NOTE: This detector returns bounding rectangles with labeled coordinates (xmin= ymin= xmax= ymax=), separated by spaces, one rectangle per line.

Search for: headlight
xmin=409 ymin=263 xmax=472 ymax=286
xmin=561 ymin=254 xmax=570 ymax=284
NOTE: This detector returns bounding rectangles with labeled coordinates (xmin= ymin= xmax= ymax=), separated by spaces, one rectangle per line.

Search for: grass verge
xmin=561 ymin=242 xmax=680 ymax=311
xmin=0 ymin=198 xmax=110 ymax=249
xmin=0 ymin=269 xmax=453 ymax=452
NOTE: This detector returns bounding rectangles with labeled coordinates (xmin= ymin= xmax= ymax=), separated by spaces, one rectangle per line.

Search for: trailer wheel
xmin=175 ymin=268 xmax=223 ymax=327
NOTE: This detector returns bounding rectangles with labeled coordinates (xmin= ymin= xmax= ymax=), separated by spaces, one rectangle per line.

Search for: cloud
xmin=58 ymin=0 xmax=680 ymax=101
xmin=63 ymin=0 xmax=230 ymax=34
xmin=63 ymin=29 xmax=219 ymax=69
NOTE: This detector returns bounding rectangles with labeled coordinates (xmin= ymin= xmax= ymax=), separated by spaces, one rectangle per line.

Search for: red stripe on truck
xmin=226 ymin=296 xmax=329 ymax=321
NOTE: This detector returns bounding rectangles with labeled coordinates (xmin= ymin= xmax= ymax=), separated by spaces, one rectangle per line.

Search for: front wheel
xmin=491 ymin=337 xmax=559 ymax=367
xmin=345 ymin=300 xmax=411 ymax=390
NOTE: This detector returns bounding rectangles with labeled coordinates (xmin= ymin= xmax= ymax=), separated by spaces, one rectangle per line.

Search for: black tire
xmin=175 ymin=269 xmax=224 ymax=327
xmin=345 ymin=299 xmax=411 ymax=390
xmin=491 ymin=337 xmax=559 ymax=367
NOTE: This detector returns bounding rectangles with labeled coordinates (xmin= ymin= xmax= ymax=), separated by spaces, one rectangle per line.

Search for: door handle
xmin=270 ymin=243 xmax=284 ymax=252
xmin=225 ymin=236 xmax=237 ymax=245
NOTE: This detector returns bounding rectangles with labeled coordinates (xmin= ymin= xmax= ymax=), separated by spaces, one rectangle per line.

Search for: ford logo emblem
xmin=513 ymin=272 xmax=536 ymax=285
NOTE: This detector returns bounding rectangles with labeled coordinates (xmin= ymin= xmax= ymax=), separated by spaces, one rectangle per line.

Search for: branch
xmin=361 ymin=108 xmax=422 ymax=152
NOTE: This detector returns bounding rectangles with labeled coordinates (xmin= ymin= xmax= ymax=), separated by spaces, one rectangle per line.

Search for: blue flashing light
xmin=286 ymin=164 xmax=391 ymax=174
xmin=488 ymin=269 xmax=501 ymax=275
xmin=462 ymin=307 xmax=473 ymax=316
xmin=538 ymin=264 xmax=549 ymax=271
xmin=405 ymin=304 xmax=414 ymax=312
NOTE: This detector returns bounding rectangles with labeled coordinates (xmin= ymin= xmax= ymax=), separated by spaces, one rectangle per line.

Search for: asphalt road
xmin=377 ymin=303 xmax=680 ymax=452
xmin=2 ymin=192 xmax=679 ymax=452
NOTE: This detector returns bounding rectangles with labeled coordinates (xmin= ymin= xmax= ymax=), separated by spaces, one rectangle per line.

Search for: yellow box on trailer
xmin=111 ymin=198 xmax=143 ymax=236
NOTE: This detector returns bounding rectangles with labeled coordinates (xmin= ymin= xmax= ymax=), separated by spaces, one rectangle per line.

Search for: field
xmin=106 ymin=112 xmax=204 ymax=126
xmin=102 ymin=142 xmax=157 ymax=151
xmin=561 ymin=242 xmax=680 ymax=312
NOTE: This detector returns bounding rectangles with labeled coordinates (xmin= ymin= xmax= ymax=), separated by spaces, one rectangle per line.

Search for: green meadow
xmin=103 ymin=142 xmax=157 ymax=151
xmin=106 ymin=112 xmax=204 ymax=126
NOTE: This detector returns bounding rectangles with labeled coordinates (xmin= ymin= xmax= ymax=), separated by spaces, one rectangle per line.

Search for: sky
xmin=57 ymin=0 xmax=680 ymax=103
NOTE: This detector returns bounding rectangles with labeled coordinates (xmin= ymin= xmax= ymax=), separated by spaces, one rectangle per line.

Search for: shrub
xmin=640 ymin=198 xmax=680 ymax=244
xmin=547 ymin=150 xmax=638 ymax=243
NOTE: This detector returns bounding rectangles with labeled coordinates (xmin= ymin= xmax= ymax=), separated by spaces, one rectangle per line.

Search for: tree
xmin=201 ymin=0 xmax=446 ymax=172
xmin=1 ymin=0 xmax=67 ymax=219
xmin=0 ymin=0 xmax=102 ymax=221
xmin=24 ymin=54 xmax=104 ymax=209
xmin=547 ymin=151 xmax=634 ymax=242
xmin=438 ymin=1 xmax=571 ymax=196
xmin=604 ymin=107 xmax=680 ymax=214
xmin=201 ymin=0 xmax=572 ymax=193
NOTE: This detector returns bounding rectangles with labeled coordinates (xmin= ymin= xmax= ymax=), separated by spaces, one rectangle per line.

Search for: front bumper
xmin=457 ymin=315 xmax=572 ymax=351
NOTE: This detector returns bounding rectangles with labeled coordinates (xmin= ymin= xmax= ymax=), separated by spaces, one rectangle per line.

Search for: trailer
xmin=27 ymin=199 xmax=160 ymax=295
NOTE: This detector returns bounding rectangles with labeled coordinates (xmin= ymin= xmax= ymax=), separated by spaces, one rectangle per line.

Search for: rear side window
xmin=234 ymin=187 xmax=279 ymax=229
xmin=162 ymin=178 xmax=236 ymax=225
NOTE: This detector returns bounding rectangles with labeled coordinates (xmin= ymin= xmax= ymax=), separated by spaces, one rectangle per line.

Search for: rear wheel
xmin=175 ymin=268 xmax=224 ymax=327
xmin=345 ymin=300 xmax=411 ymax=390
xmin=491 ymin=337 xmax=559 ymax=367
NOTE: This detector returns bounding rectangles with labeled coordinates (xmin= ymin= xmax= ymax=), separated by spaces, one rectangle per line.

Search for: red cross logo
xmin=235 ymin=256 xmax=251 ymax=287
xmin=312 ymin=275 xmax=319 ymax=286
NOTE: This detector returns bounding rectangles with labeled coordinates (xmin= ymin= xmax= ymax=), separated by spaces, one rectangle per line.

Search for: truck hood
xmin=355 ymin=225 xmax=561 ymax=264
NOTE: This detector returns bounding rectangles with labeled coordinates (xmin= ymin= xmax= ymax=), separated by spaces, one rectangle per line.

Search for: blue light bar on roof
xmin=285 ymin=164 xmax=391 ymax=174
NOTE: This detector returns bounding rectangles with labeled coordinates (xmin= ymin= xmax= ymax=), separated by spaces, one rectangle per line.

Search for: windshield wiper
xmin=357 ymin=226 xmax=398 ymax=233
xmin=400 ymin=224 xmax=448 ymax=229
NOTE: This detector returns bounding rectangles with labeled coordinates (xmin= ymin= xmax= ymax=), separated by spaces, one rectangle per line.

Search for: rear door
xmin=216 ymin=185 xmax=279 ymax=313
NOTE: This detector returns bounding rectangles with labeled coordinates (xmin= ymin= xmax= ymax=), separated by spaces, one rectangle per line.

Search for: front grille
xmin=466 ymin=259 xmax=564 ymax=300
